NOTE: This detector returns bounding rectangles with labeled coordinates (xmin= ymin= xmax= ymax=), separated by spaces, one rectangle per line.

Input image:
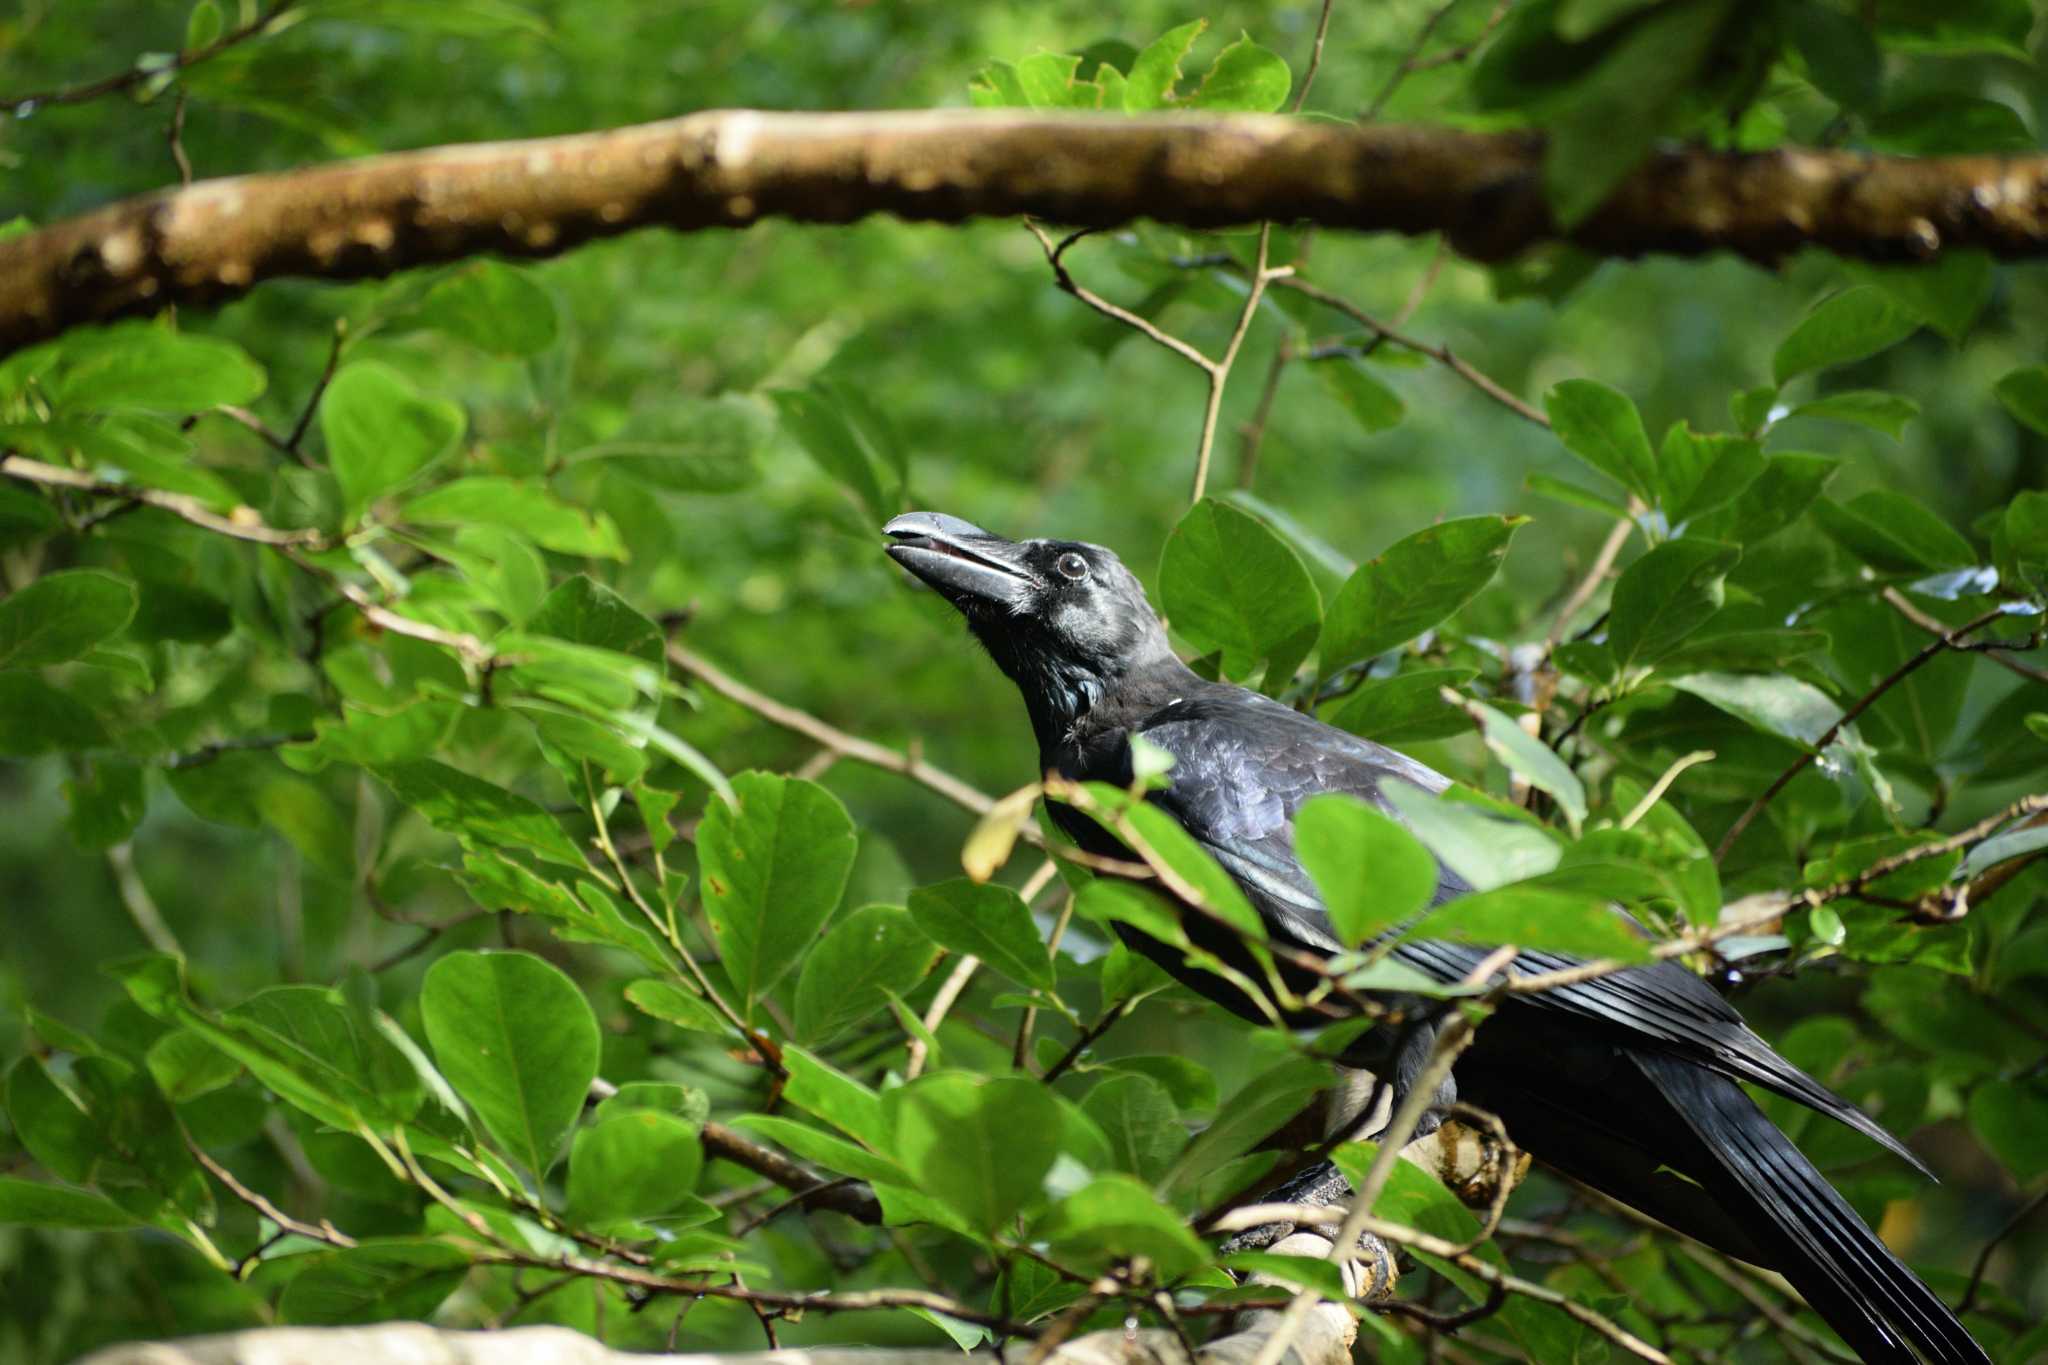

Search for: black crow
xmin=883 ymin=510 xmax=1986 ymax=1365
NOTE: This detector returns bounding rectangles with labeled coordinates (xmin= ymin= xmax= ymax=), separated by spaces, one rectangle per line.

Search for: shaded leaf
xmin=1323 ymin=516 xmax=1525 ymax=672
xmin=907 ymin=879 xmax=1054 ymax=992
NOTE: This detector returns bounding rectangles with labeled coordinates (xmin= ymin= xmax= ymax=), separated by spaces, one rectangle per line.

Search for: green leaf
xmin=1875 ymin=0 xmax=2035 ymax=58
xmin=1716 ymin=452 xmax=1841 ymax=545
xmin=0 ymin=675 xmax=107 ymax=757
xmin=322 ymin=361 xmax=465 ymax=519
xmin=1080 ymin=1074 xmax=1181 ymax=1182
xmin=1669 ymin=672 xmax=1843 ymax=746
xmin=144 ymin=1028 xmax=240 ymax=1103
xmin=887 ymin=1073 xmax=1062 ymax=1233
xmin=1788 ymin=390 xmax=1919 ymax=438
xmin=1295 ymin=794 xmax=1440 ymax=947
xmin=1325 ymin=667 xmax=1478 ymax=744
xmin=1607 ymin=539 xmax=1739 ymax=670
xmin=1322 ymin=516 xmax=1525 ymax=672
xmin=773 ymin=385 xmax=889 ymax=518
xmin=1312 ymin=355 xmax=1406 ymax=433
xmin=1813 ymin=492 xmax=1975 ymax=573
xmin=1994 ymin=365 xmax=2048 ymax=438
xmin=411 ymin=261 xmax=558 ymax=355
xmin=375 ymin=759 xmax=588 ymax=870
xmin=907 ymin=879 xmax=1054 ymax=992
xmin=1659 ymin=427 xmax=1763 ymax=525
xmin=1159 ymin=498 xmax=1320 ymax=685
xmin=402 ymin=478 xmax=626 ymax=559
xmin=1788 ymin=1 xmax=1883 ymax=109
xmin=1406 ymin=887 xmax=1651 ymax=961
xmin=1164 ymin=1056 xmax=1330 ymax=1197
xmin=571 ymin=395 xmax=770 ymax=493
xmin=0 ymin=482 xmax=60 ymax=547
xmin=226 ymin=985 xmax=421 ymax=1123
xmin=47 ymin=323 xmax=266 ymax=413
xmin=568 ymin=1110 xmax=704 ymax=1223
xmin=1463 ymin=699 xmax=1589 ymax=834
xmin=795 ymin=904 xmax=939 ymax=1043
xmin=1849 ymin=251 xmax=1993 ymax=343
xmin=1123 ymin=19 xmax=1205 ymax=110
xmin=1525 ymin=471 xmax=1632 ymax=521
xmin=1967 ymin=1080 xmax=2048 ymax=1184
xmin=0 ymin=1177 xmax=137 ymax=1229
xmin=1189 ymin=34 xmax=1291 ymax=113
xmin=63 ymin=756 xmax=146 ymax=850
xmin=1014 ymin=52 xmax=1083 ymax=108
xmin=420 ymin=950 xmax=601 ymax=1176
xmin=0 ymin=569 xmax=137 ymax=668
xmin=1773 ymin=288 xmax=1919 ymax=386
xmin=699 ymin=772 xmax=858 ymax=1021
xmin=728 ymin=1113 xmax=905 ymax=1186
xmin=1546 ymin=380 xmax=1656 ymax=499
xmin=1035 ymin=1174 xmax=1209 ymax=1280
xmin=1542 ymin=0 xmax=1733 ymax=228
xmin=184 ymin=0 xmax=224 ymax=50
xmin=278 ymin=1241 xmax=471 ymax=1325
xmin=783 ymin=1045 xmax=889 ymax=1147
xmin=623 ymin=979 xmax=727 ymax=1036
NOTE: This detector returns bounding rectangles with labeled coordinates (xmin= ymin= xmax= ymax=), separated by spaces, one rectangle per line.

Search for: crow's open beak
xmin=883 ymin=511 xmax=1039 ymax=611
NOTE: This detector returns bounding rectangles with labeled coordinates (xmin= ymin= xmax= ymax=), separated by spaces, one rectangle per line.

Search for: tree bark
xmin=4 ymin=109 xmax=2045 ymax=357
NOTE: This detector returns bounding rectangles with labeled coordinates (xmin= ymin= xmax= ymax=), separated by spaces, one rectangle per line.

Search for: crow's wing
xmin=1134 ymin=690 xmax=1926 ymax=1174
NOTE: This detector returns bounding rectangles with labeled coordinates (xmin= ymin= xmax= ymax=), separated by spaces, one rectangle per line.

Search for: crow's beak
xmin=884 ymin=511 xmax=1039 ymax=611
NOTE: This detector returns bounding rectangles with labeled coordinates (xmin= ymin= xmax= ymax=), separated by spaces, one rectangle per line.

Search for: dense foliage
xmin=1 ymin=1 xmax=2045 ymax=1361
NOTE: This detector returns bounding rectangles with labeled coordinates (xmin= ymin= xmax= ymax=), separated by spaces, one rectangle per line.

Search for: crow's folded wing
xmin=1134 ymin=692 xmax=1926 ymax=1172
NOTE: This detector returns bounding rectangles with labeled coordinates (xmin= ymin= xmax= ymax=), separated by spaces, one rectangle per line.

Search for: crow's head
xmin=884 ymin=511 xmax=1175 ymax=740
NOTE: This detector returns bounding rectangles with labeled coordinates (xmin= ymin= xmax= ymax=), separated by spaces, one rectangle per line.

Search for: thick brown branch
xmin=7 ymin=110 xmax=2048 ymax=356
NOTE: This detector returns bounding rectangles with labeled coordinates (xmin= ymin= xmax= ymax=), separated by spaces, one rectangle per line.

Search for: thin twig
xmin=906 ymin=953 xmax=979 ymax=1080
xmin=1291 ymin=0 xmax=1339 ymax=114
xmin=1040 ymin=999 xmax=1133 ymax=1085
xmin=1882 ymin=585 xmax=2048 ymax=686
xmin=1545 ymin=509 xmax=1638 ymax=651
xmin=167 ymin=89 xmax=193 ymax=185
xmin=0 ymin=2 xmax=297 ymax=114
xmin=1269 ymin=276 xmax=1549 ymax=427
xmin=106 ymin=843 xmax=183 ymax=956
xmin=1408 ymin=0 xmax=1515 ymax=72
xmin=1026 ymin=221 xmax=1215 ymax=372
xmin=286 ymin=320 xmax=349 ymax=454
xmin=1191 ymin=226 xmax=1284 ymax=503
xmin=1716 ymin=605 xmax=2006 ymax=861
xmin=1365 ymin=0 xmax=1462 ymax=119
xmin=699 ymin=1121 xmax=884 ymax=1225
xmin=2 ymin=454 xmax=326 ymax=547
xmin=667 ymin=640 xmax=1022 ymax=828
xmin=185 ymin=1136 xmax=357 ymax=1261
xmin=1960 ymin=1184 xmax=2048 ymax=1313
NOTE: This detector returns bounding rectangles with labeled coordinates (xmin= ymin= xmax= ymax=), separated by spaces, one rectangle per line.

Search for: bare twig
xmin=667 ymin=640 xmax=1024 ymax=829
xmin=1269 ymin=277 xmax=1549 ymax=426
xmin=0 ymin=2 xmax=297 ymax=114
xmin=1 ymin=454 xmax=326 ymax=548
xmin=168 ymin=89 xmax=193 ymax=186
xmin=106 ymin=843 xmax=183 ymax=956
xmin=1365 ymin=0 xmax=1462 ymax=119
xmin=698 ymin=1121 xmax=883 ymax=1225
xmin=1545 ymin=508 xmax=1638 ymax=651
xmin=286 ymin=321 xmax=349 ymax=455
xmin=1882 ymin=585 xmax=2048 ymax=686
xmin=185 ymin=1137 xmax=357 ymax=1263
xmin=1026 ymin=221 xmax=1215 ymax=371
xmin=1960 ymin=1184 xmax=2048 ymax=1314
xmin=1039 ymin=999 xmax=1133 ymax=1085
xmin=1716 ymin=605 xmax=2006 ymax=861
xmin=1191 ymin=226 xmax=1284 ymax=503
xmin=1292 ymin=0 xmax=1339 ymax=114
xmin=905 ymin=953 xmax=979 ymax=1081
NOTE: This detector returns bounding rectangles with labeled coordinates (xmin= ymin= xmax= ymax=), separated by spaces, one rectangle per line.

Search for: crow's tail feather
xmin=1632 ymin=1050 xmax=1986 ymax=1365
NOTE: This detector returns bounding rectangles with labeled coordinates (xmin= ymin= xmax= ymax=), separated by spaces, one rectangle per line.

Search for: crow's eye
xmin=1055 ymin=552 xmax=1089 ymax=581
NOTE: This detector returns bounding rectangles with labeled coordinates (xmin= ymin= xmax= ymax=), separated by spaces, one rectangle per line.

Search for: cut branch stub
xmin=5 ymin=110 xmax=2048 ymax=357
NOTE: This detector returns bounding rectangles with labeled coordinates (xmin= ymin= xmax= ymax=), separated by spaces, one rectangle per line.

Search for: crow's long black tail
xmin=1625 ymin=1051 xmax=1985 ymax=1364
